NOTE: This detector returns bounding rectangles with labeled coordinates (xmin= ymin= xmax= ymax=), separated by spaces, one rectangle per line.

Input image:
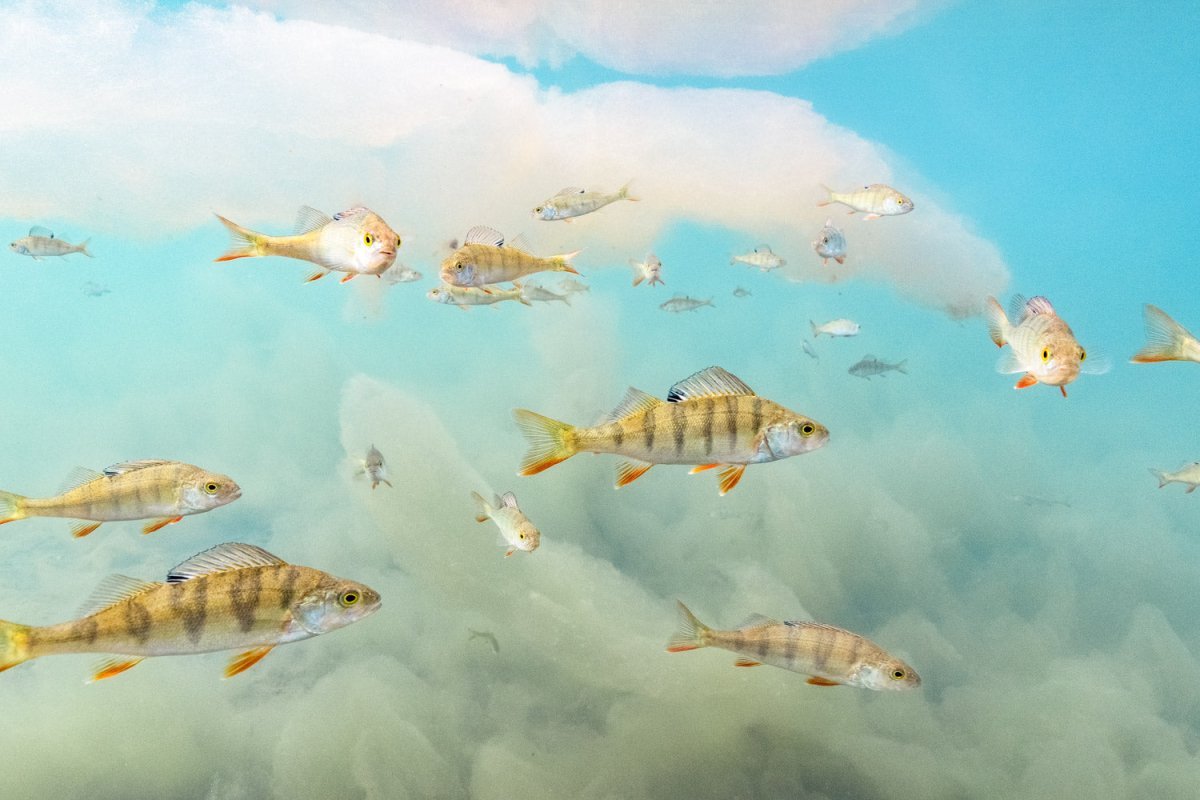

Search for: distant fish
xmin=848 ymin=355 xmax=907 ymax=379
xmin=731 ymin=246 xmax=785 ymax=272
xmin=818 ymin=184 xmax=914 ymax=220
xmin=1011 ymin=494 xmax=1071 ymax=509
xmin=214 ymin=206 xmax=400 ymax=283
xmin=810 ymin=318 xmax=860 ymax=338
xmin=361 ymin=445 xmax=391 ymax=489
xmin=471 ymin=491 xmax=540 ymax=557
xmin=660 ymin=295 xmax=713 ymax=313
xmin=441 ymin=225 xmax=579 ymax=287
xmin=82 ymin=281 xmax=110 ymax=297
xmin=1149 ymin=462 xmax=1200 ymax=493
xmin=630 ymin=253 xmax=664 ymax=287
xmin=812 ymin=218 xmax=847 ymax=265
xmin=0 ymin=460 xmax=241 ymax=538
xmin=666 ymin=601 xmax=920 ymax=691
xmin=382 ymin=265 xmax=422 ymax=285
xmin=985 ymin=294 xmax=1106 ymax=397
xmin=732 ymin=287 xmax=752 ymax=298
xmin=513 ymin=366 xmax=828 ymax=495
xmin=0 ymin=542 xmax=380 ymax=680
xmin=520 ymin=283 xmax=572 ymax=305
xmin=801 ymin=340 xmax=818 ymax=360
xmin=468 ymin=628 xmax=500 ymax=653
xmin=1130 ymin=305 xmax=1200 ymax=364
xmin=427 ymin=282 xmax=530 ymax=310
xmin=532 ymin=182 xmax=637 ymax=221
xmin=557 ymin=278 xmax=590 ymax=295
xmin=10 ymin=226 xmax=92 ymax=260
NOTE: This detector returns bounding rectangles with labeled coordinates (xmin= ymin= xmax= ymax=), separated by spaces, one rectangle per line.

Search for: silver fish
xmin=557 ymin=278 xmax=591 ymax=295
xmin=819 ymin=184 xmax=914 ymax=219
xmin=733 ymin=287 xmax=752 ymax=298
xmin=10 ymin=227 xmax=92 ymax=260
xmin=382 ymin=265 xmax=422 ymax=284
xmin=810 ymin=319 xmax=860 ymax=338
xmin=82 ymin=282 xmax=111 ymax=297
xmin=1149 ymin=462 xmax=1200 ymax=493
xmin=532 ymin=182 xmax=637 ymax=221
xmin=362 ymin=445 xmax=391 ymax=489
xmin=848 ymin=355 xmax=907 ymax=379
xmin=520 ymin=283 xmax=572 ymax=305
xmin=427 ymin=282 xmax=530 ymax=310
xmin=660 ymin=295 xmax=713 ymax=313
xmin=802 ymin=340 xmax=819 ymax=360
xmin=468 ymin=629 xmax=500 ymax=653
xmin=731 ymin=246 xmax=785 ymax=271
xmin=630 ymin=253 xmax=664 ymax=287
xmin=812 ymin=218 xmax=847 ymax=265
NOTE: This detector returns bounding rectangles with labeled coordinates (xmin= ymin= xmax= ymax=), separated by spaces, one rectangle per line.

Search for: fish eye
xmin=396 ymin=237 xmax=402 ymax=247
xmin=891 ymin=668 xmax=906 ymax=680
xmin=339 ymin=590 xmax=360 ymax=607
xmin=518 ymin=532 xmax=526 ymax=540
xmin=204 ymin=482 xmax=219 ymax=494
xmin=799 ymin=423 xmax=815 ymax=436
xmin=363 ymin=233 xmax=374 ymax=246
xmin=455 ymin=262 xmax=464 ymax=272
xmin=534 ymin=206 xmax=543 ymax=214
xmin=1080 ymin=348 xmax=1087 ymax=361
xmin=1041 ymin=348 xmax=1050 ymax=363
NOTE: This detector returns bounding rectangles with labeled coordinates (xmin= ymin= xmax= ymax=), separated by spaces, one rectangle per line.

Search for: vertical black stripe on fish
xmin=230 ymin=569 xmax=262 ymax=633
xmin=642 ymin=408 xmax=656 ymax=451
xmin=702 ymin=398 xmax=714 ymax=455
xmin=755 ymin=635 xmax=770 ymax=661
xmin=783 ymin=628 xmax=800 ymax=668
xmin=169 ymin=579 xmax=208 ymax=645
xmin=72 ymin=617 xmax=98 ymax=646
xmin=611 ymin=422 xmax=624 ymax=448
xmin=671 ymin=401 xmax=685 ymax=456
xmin=814 ymin=628 xmax=836 ymax=672
xmin=278 ymin=567 xmax=301 ymax=611
xmin=751 ymin=398 xmax=763 ymax=438
xmin=123 ymin=598 xmax=153 ymax=644
xmin=725 ymin=396 xmax=738 ymax=449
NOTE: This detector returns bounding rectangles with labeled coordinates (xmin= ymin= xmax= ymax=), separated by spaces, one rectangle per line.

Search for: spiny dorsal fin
xmin=555 ymin=187 xmax=585 ymax=197
xmin=166 ymin=542 xmax=287 ymax=584
xmin=754 ymin=245 xmax=774 ymax=254
xmin=29 ymin=225 xmax=54 ymax=238
xmin=667 ymin=366 xmax=755 ymax=403
xmin=294 ymin=206 xmax=333 ymax=234
xmin=77 ymin=574 xmax=162 ymax=617
xmin=102 ymin=459 xmax=173 ymax=477
xmin=464 ymin=225 xmax=505 ymax=247
xmin=499 ymin=492 xmax=519 ymax=509
xmin=735 ymin=612 xmax=780 ymax=629
xmin=608 ymin=387 xmax=663 ymax=420
xmin=58 ymin=466 xmax=104 ymax=494
xmin=332 ymin=206 xmax=369 ymax=221
xmin=1024 ymin=296 xmax=1056 ymax=317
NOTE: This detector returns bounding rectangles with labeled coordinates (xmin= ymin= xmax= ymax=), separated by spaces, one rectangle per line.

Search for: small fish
xmin=382 ymin=265 xmax=422 ymax=285
xmin=441 ymin=226 xmax=580 ymax=287
xmin=1011 ymin=494 xmax=1071 ymax=509
xmin=557 ymin=278 xmax=591 ymax=295
xmin=9 ymin=226 xmax=92 ymax=260
xmin=666 ymin=601 xmax=920 ymax=691
xmin=468 ymin=628 xmax=500 ymax=653
xmin=0 ymin=542 xmax=380 ymax=680
xmin=818 ymin=184 xmax=914 ymax=220
xmin=985 ymin=295 xmax=1107 ymax=397
xmin=630 ymin=253 xmax=664 ymax=287
xmin=1130 ymin=305 xmax=1200 ymax=364
xmin=801 ymin=340 xmax=819 ymax=360
xmin=812 ymin=218 xmax=847 ymax=265
xmin=732 ymin=287 xmax=752 ymax=298
xmin=471 ymin=491 xmax=540 ymax=557
xmin=362 ymin=445 xmax=391 ymax=489
xmin=810 ymin=319 xmax=860 ymax=338
xmin=513 ymin=366 xmax=829 ymax=495
xmin=0 ymin=460 xmax=241 ymax=538
xmin=848 ymin=355 xmax=907 ymax=379
xmin=730 ymin=246 xmax=785 ymax=271
xmin=520 ymin=283 xmax=572 ymax=305
xmin=660 ymin=295 xmax=713 ymax=313
xmin=532 ymin=182 xmax=638 ymax=221
xmin=214 ymin=206 xmax=400 ymax=283
xmin=427 ymin=282 xmax=530 ymax=311
xmin=1149 ymin=462 xmax=1200 ymax=493
xmin=82 ymin=281 xmax=110 ymax=297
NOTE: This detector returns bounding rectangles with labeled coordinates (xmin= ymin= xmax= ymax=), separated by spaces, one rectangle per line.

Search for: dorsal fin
xmin=667 ymin=366 xmax=755 ymax=403
xmin=555 ymin=187 xmax=585 ymax=197
xmin=294 ymin=206 xmax=333 ymax=234
xmin=499 ymin=492 xmax=520 ymax=509
xmin=861 ymin=354 xmax=876 ymax=361
xmin=103 ymin=459 xmax=172 ymax=477
xmin=332 ymin=206 xmax=369 ymax=221
xmin=464 ymin=225 xmax=505 ymax=247
xmin=735 ymin=612 xmax=779 ymax=629
xmin=505 ymin=233 xmax=531 ymax=253
xmin=58 ymin=466 xmax=104 ymax=494
xmin=1024 ymin=296 xmax=1056 ymax=317
xmin=608 ymin=387 xmax=663 ymax=420
xmin=77 ymin=574 xmax=161 ymax=617
xmin=754 ymin=245 xmax=774 ymax=253
xmin=166 ymin=542 xmax=287 ymax=583
xmin=29 ymin=225 xmax=54 ymax=238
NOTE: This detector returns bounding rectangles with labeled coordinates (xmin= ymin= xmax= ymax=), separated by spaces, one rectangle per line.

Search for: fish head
xmin=511 ymin=518 xmax=540 ymax=552
xmin=885 ymin=192 xmax=915 ymax=214
xmin=293 ymin=578 xmax=382 ymax=635
xmin=855 ymin=658 xmax=921 ymax=691
xmin=532 ymin=203 xmax=560 ymax=221
xmin=1028 ymin=328 xmax=1084 ymax=386
xmin=350 ymin=213 xmax=401 ymax=274
xmin=181 ymin=471 xmax=242 ymax=511
xmin=9 ymin=239 xmax=30 ymax=255
xmin=365 ymin=446 xmax=384 ymax=468
xmin=439 ymin=251 xmax=479 ymax=286
xmin=762 ymin=415 xmax=829 ymax=458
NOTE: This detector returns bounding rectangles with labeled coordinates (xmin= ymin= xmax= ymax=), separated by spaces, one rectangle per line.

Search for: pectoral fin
xmin=305 ymin=270 xmax=328 ymax=283
xmin=734 ymin=658 xmax=762 ymax=667
xmin=1015 ymin=373 xmax=1039 ymax=390
xmin=689 ymin=464 xmax=720 ymax=473
xmin=70 ymin=521 xmax=102 ymax=539
xmin=717 ymin=465 xmax=746 ymax=495
xmin=616 ymin=461 xmax=653 ymax=488
xmin=91 ymin=657 xmax=145 ymax=682
xmin=142 ymin=516 xmax=182 ymax=535
xmin=225 ymin=646 xmax=274 ymax=678
xmin=806 ymin=676 xmax=842 ymax=687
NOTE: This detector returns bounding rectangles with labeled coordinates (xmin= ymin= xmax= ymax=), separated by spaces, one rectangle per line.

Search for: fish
xmin=468 ymin=629 xmax=500 ymax=653
xmin=732 ymin=287 xmax=752 ymax=298
xmin=513 ymin=365 xmax=829 ymax=495
xmin=801 ymin=340 xmax=819 ymax=360
xmin=213 ymin=206 xmax=400 ymax=283
xmin=1149 ymin=462 xmax=1200 ymax=493
xmin=730 ymin=246 xmax=785 ymax=271
xmin=812 ymin=218 xmax=847 ymax=265
xmin=471 ymin=491 xmax=540 ymax=557
xmin=82 ymin=281 xmax=111 ymax=297
xmin=440 ymin=226 xmax=580 ymax=287
xmin=382 ymin=265 xmax=422 ymax=285
xmin=9 ymin=226 xmax=92 ymax=260
xmin=0 ymin=460 xmax=241 ymax=538
xmin=557 ymin=278 xmax=591 ymax=295
xmin=0 ymin=542 xmax=380 ymax=680
xmin=520 ymin=283 xmax=572 ymax=305
xmin=985 ymin=295 xmax=1107 ymax=397
xmin=818 ymin=183 xmax=914 ymax=220
xmin=1011 ymin=494 xmax=1071 ymax=509
xmin=427 ymin=282 xmax=530 ymax=310
xmin=660 ymin=295 xmax=713 ymax=313
xmin=630 ymin=253 xmax=664 ymax=286
xmin=810 ymin=318 xmax=860 ymax=338
xmin=1130 ymin=304 xmax=1200 ymax=364
xmin=665 ymin=601 xmax=920 ymax=691
xmin=848 ymin=355 xmax=908 ymax=379
xmin=361 ymin=445 xmax=391 ymax=489
xmin=533 ymin=182 xmax=638 ymax=221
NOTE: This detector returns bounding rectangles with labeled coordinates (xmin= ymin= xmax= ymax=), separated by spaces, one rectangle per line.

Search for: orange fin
xmin=142 ymin=516 xmax=182 ymax=535
xmin=807 ymin=676 xmax=842 ymax=686
xmin=91 ymin=657 xmax=145 ymax=682
xmin=1060 ymin=385 xmax=1068 ymax=398
xmin=504 ymin=548 xmax=516 ymax=558
xmin=717 ymin=464 xmax=746 ymax=495
xmin=1014 ymin=373 xmax=1038 ymax=390
xmin=665 ymin=643 xmax=700 ymax=653
xmin=225 ymin=646 xmax=274 ymax=678
xmin=304 ymin=270 xmax=328 ymax=283
xmin=689 ymin=464 xmax=720 ymax=474
xmin=340 ymin=273 xmax=357 ymax=283
xmin=615 ymin=461 xmax=653 ymax=488
xmin=734 ymin=658 xmax=762 ymax=667
xmin=71 ymin=521 xmax=102 ymax=538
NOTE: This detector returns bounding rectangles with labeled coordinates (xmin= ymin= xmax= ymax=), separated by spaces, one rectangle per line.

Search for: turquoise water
xmin=2 ymin=2 xmax=1200 ymax=798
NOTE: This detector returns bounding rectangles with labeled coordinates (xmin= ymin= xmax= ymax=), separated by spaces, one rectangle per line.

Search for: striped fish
xmin=512 ymin=366 xmax=829 ymax=495
xmin=818 ymin=183 xmax=914 ymax=220
xmin=0 ymin=543 xmax=380 ymax=680
xmin=440 ymin=225 xmax=580 ymax=288
xmin=666 ymin=601 xmax=920 ymax=691
xmin=985 ymin=294 xmax=1107 ymax=397
xmin=0 ymin=460 xmax=241 ymax=538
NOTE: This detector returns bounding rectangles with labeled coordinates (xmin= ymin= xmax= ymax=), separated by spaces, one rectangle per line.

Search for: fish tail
xmin=512 ymin=409 xmax=579 ymax=475
xmin=619 ymin=180 xmax=639 ymax=202
xmin=0 ymin=490 xmax=28 ymax=525
xmin=470 ymin=491 xmax=492 ymax=522
xmin=1148 ymin=468 xmax=1169 ymax=489
xmin=816 ymin=183 xmax=833 ymax=206
xmin=666 ymin=600 xmax=711 ymax=653
xmin=76 ymin=238 xmax=94 ymax=258
xmin=213 ymin=214 xmax=265 ymax=262
xmin=984 ymin=295 xmax=1010 ymax=347
xmin=0 ymin=619 xmax=33 ymax=674
xmin=553 ymin=250 xmax=582 ymax=275
xmin=513 ymin=280 xmax=532 ymax=306
xmin=896 ymin=359 xmax=908 ymax=374
xmin=809 ymin=320 xmax=819 ymax=338
xmin=1131 ymin=304 xmax=1191 ymax=363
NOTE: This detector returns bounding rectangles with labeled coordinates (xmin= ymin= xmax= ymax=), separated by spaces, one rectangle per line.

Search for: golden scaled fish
xmin=471 ymin=491 xmax=540 ymax=557
xmin=440 ymin=225 xmax=580 ymax=288
xmin=666 ymin=601 xmax=920 ymax=691
xmin=0 ymin=460 xmax=241 ymax=538
xmin=10 ymin=226 xmax=93 ymax=259
xmin=818 ymin=183 xmax=914 ymax=220
xmin=214 ymin=205 xmax=400 ymax=283
xmin=0 ymin=542 xmax=380 ymax=680
xmin=513 ymin=366 xmax=829 ymax=495
xmin=427 ymin=281 xmax=531 ymax=310
xmin=985 ymin=294 xmax=1107 ymax=397
xmin=532 ymin=182 xmax=638 ymax=221
xmin=1130 ymin=304 xmax=1200 ymax=364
